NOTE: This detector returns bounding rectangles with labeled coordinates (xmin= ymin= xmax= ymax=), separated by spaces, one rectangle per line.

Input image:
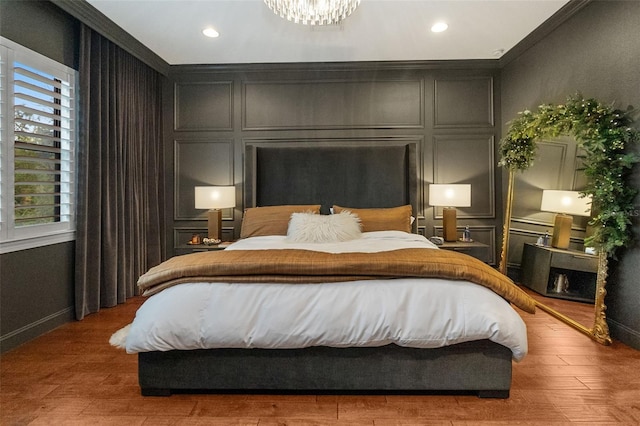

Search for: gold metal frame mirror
xmin=498 ymin=95 xmax=640 ymax=345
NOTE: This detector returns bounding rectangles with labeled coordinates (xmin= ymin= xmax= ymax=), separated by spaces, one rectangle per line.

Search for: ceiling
xmin=86 ymin=0 xmax=570 ymax=65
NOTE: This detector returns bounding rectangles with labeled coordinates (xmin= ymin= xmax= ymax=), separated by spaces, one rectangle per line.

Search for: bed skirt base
xmin=138 ymin=340 xmax=512 ymax=398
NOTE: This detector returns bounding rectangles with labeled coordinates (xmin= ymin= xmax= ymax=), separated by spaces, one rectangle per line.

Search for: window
xmin=0 ymin=38 xmax=77 ymax=253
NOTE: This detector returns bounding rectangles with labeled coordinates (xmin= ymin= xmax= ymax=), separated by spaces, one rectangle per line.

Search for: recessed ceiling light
xmin=202 ymin=27 xmax=219 ymax=38
xmin=431 ymin=22 xmax=448 ymax=33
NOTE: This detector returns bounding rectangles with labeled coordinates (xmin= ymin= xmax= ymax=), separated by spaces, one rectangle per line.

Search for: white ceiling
xmin=86 ymin=0 xmax=570 ymax=65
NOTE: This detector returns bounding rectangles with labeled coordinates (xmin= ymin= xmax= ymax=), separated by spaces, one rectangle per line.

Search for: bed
xmin=113 ymin=142 xmax=535 ymax=398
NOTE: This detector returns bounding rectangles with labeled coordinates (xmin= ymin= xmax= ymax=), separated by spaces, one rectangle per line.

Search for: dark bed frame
xmin=138 ymin=141 xmax=513 ymax=398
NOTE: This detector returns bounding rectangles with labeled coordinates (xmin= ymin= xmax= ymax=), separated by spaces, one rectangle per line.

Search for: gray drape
xmin=75 ymin=25 xmax=165 ymax=320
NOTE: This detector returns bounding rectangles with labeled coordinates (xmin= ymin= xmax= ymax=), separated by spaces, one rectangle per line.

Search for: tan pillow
xmin=332 ymin=204 xmax=412 ymax=233
xmin=240 ymin=205 xmax=321 ymax=238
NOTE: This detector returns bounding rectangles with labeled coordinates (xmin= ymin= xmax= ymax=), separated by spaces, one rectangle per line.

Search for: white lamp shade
xmin=194 ymin=186 xmax=236 ymax=210
xmin=540 ymin=190 xmax=592 ymax=217
xmin=428 ymin=184 xmax=471 ymax=207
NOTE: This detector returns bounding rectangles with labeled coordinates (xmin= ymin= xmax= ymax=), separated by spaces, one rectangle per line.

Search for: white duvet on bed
xmin=122 ymin=232 xmax=528 ymax=361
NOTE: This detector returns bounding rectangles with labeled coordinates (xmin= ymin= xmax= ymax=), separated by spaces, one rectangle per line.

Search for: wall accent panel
xmin=434 ymin=77 xmax=494 ymax=128
xmin=432 ymin=134 xmax=495 ymax=219
xmin=243 ymin=80 xmax=424 ymax=130
xmin=174 ymin=139 xmax=234 ymax=220
xmin=175 ymin=82 xmax=233 ymax=131
xmin=167 ymin=66 xmax=500 ymax=258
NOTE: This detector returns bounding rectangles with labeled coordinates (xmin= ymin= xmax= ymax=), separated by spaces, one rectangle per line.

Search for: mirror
xmin=500 ymin=138 xmax=610 ymax=344
xmin=498 ymin=95 xmax=640 ymax=345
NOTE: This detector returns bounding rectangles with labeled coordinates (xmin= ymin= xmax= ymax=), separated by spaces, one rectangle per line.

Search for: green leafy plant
xmin=499 ymin=94 xmax=640 ymax=257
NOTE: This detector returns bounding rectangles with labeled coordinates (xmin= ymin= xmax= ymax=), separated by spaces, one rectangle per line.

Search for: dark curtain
xmin=75 ymin=24 xmax=165 ymax=320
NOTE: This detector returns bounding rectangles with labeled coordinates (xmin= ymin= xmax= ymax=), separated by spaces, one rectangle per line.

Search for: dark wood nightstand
xmin=520 ymin=243 xmax=598 ymax=303
xmin=187 ymin=241 xmax=234 ymax=252
xmin=439 ymin=240 xmax=490 ymax=263
xmin=174 ymin=240 xmax=235 ymax=256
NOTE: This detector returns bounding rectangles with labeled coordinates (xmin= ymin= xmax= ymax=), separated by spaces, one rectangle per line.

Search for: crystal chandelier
xmin=264 ymin=0 xmax=361 ymax=25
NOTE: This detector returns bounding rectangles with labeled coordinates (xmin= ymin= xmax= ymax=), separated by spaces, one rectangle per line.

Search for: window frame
xmin=0 ymin=38 xmax=78 ymax=254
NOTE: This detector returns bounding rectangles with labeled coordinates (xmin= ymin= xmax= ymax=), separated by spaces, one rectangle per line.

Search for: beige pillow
xmin=240 ymin=205 xmax=321 ymax=238
xmin=332 ymin=204 xmax=412 ymax=233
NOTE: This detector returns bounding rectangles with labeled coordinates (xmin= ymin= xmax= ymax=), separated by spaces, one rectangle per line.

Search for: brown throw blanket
xmin=138 ymin=248 xmax=536 ymax=313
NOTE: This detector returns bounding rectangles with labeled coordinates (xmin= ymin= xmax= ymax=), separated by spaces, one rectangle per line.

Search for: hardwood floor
xmin=2 ymin=293 xmax=640 ymax=425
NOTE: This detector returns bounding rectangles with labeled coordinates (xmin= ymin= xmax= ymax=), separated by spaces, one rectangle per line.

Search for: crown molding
xmin=170 ymin=59 xmax=501 ymax=75
xmin=50 ymin=0 xmax=170 ymax=76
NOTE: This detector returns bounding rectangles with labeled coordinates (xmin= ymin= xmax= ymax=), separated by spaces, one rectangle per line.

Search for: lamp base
xmin=207 ymin=209 xmax=222 ymax=240
xmin=442 ymin=207 xmax=457 ymax=242
xmin=551 ymin=213 xmax=573 ymax=249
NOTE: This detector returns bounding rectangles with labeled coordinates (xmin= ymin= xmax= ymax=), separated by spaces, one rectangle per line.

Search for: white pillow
xmin=286 ymin=211 xmax=362 ymax=243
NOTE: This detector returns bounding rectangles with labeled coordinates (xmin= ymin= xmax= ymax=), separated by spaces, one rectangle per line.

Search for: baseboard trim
xmin=608 ymin=319 xmax=640 ymax=350
xmin=0 ymin=306 xmax=75 ymax=354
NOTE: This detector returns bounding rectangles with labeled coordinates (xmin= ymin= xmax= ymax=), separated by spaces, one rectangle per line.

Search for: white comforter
xmin=122 ymin=231 xmax=528 ymax=361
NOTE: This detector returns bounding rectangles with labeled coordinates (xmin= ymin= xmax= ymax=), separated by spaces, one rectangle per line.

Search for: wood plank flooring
xmin=2 ymin=291 xmax=640 ymax=425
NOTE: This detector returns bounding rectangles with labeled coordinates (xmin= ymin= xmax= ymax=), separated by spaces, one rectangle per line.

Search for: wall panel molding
xmin=242 ymin=79 xmax=424 ymax=130
xmin=432 ymin=134 xmax=495 ymax=219
xmin=434 ymin=77 xmax=494 ymax=128
xmin=173 ymin=139 xmax=235 ymax=220
xmin=174 ymin=81 xmax=233 ymax=131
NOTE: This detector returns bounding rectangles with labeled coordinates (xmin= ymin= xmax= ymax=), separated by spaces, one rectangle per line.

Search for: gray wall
xmin=501 ymin=0 xmax=640 ymax=348
xmin=164 ymin=65 xmax=503 ymax=264
xmin=0 ymin=0 xmax=79 ymax=353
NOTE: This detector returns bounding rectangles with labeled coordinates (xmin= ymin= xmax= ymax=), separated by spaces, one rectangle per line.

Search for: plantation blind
xmin=13 ymin=62 xmax=74 ymax=227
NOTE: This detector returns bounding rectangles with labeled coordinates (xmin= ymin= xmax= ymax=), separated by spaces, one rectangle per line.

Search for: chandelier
xmin=264 ymin=0 xmax=361 ymax=25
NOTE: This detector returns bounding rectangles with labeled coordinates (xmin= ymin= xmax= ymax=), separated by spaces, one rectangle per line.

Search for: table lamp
xmin=429 ymin=184 xmax=471 ymax=242
xmin=195 ymin=186 xmax=236 ymax=240
xmin=540 ymin=190 xmax=592 ymax=249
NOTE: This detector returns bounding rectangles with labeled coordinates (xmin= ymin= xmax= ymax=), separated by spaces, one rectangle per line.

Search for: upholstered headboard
xmin=244 ymin=142 xmax=418 ymax=227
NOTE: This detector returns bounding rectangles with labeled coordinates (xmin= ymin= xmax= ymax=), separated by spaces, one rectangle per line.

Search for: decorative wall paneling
xmin=428 ymin=75 xmax=499 ymax=261
xmin=165 ymin=67 xmax=500 ymax=257
xmin=242 ymin=80 xmax=424 ymax=130
xmin=173 ymin=139 xmax=235 ymax=221
xmin=432 ymin=134 xmax=496 ymax=219
xmin=433 ymin=77 xmax=494 ymax=128
xmin=174 ymin=82 xmax=233 ymax=131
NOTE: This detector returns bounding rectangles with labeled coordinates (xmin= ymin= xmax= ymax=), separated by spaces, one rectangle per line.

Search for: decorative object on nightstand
xmin=194 ymin=186 xmax=236 ymax=240
xmin=540 ymin=190 xmax=592 ymax=249
xmin=428 ymin=184 xmax=471 ymax=242
xmin=462 ymin=225 xmax=471 ymax=242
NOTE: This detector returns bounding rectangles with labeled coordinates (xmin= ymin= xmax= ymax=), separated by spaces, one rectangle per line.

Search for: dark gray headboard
xmin=244 ymin=142 xmax=418 ymax=226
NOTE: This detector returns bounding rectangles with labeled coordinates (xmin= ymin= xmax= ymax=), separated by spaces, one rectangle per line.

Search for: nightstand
xmin=520 ymin=243 xmax=597 ymax=303
xmin=439 ymin=240 xmax=490 ymax=263
xmin=187 ymin=241 xmax=234 ymax=252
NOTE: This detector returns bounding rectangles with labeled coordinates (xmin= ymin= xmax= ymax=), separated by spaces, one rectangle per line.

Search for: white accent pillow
xmin=286 ymin=211 xmax=362 ymax=243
